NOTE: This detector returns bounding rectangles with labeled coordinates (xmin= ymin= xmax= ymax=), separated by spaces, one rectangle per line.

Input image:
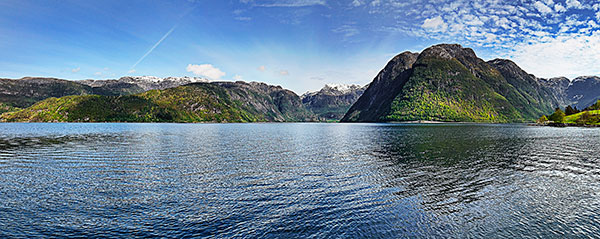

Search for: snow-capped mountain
xmin=80 ymin=76 xmax=209 ymax=91
xmin=301 ymin=83 xmax=368 ymax=121
xmin=302 ymin=83 xmax=366 ymax=98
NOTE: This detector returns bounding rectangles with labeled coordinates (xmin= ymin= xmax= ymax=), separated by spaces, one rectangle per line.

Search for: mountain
xmin=342 ymin=44 xmax=564 ymax=123
xmin=486 ymin=59 xmax=564 ymax=118
xmin=537 ymin=77 xmax=571 ymax=108
xmin=0 ymin=76 xmax=209 ymax=109
xmin=565 ymin=76 xmax=600 ymax=109
xmin=80 ymin=76 xmax=209 ymax=91
xmin=1 ymin=81 xmax=316 ymax=123
xmin=0 ymin=77 xmax=97 ymax=108
xmin=301 ymin=84 xmax=367 ymax=121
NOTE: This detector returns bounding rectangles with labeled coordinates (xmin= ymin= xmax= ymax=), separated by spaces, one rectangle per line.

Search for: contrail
xmin=129 ymin=5 xmax=196 ymax=72
xmin=129 ymin=24 xmax=178 ymax=71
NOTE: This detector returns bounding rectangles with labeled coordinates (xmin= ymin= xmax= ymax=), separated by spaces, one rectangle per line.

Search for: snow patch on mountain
xmin=302 ymin=83 xmax=365 ymax=98
xmin=80 ymin=76 xmax=209 ymax=91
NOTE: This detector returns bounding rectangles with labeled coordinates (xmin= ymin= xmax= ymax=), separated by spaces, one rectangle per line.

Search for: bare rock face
xmin=567 ymin=76 xmax=600 ymax=109
xmin=80 ymin=76 xmax=209 ymax=91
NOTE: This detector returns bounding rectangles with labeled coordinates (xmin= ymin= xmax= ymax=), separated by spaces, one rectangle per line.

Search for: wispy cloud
xmin=332 ymin=24 xmax=360 ymax=40
xmin=71 ymin=67 xmax=80 ymax=73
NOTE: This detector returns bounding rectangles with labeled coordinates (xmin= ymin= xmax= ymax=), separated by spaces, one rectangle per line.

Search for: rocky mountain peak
xmin=573 ymin=76 xmax=600 ymax=83
xmin=81 ymin=76 xmax=209 ymax=91
xmin=419 ymin=44 xmax=478 ymax=61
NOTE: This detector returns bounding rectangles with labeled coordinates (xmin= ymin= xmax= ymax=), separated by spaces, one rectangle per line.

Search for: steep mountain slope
xmin=487 ymin=59 xmax=564 ymax=118
xmin=566 ymin=76 xmax=600 ymax=109
xmin=537 ymin=77 xmax=571 ymax=108
xmin=341 ymin=52 xmax=419 ymax=122
xmin=301 ymin=84 xmax=367 ymax=120
xmin=1 ymin=81 xmax=316 ymax=123
xmin=342 ymin=44 xmax=563 ymax=123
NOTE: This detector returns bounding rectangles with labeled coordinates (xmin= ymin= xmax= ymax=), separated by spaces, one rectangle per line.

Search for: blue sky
xmin=1 ymin=0 xmax=599 ymax=93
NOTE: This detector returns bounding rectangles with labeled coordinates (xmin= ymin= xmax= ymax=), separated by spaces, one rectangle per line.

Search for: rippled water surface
xmin=1 ymin=123 xmax=600 ymax=238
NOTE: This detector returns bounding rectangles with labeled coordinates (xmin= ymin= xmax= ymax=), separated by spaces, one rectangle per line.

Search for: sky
xmin=1 ymin=0 xmax=599 ymax=94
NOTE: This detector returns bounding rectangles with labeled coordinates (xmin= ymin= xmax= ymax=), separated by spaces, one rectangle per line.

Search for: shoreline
xmin=530 ymin=122 xmax=600 ymax=128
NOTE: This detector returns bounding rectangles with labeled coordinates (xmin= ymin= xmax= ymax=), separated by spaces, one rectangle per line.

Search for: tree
xmin=587 ymin=100 xmax=600 ymax=111
xmin=537 ymin=115 xmax=548 ymax=124
xmin=576 ymin=111 xmax=591 ymax=125
xmin=565 ymin=105 xmax=579 ymax=115
xmin=548 ymin=108 xmax=566 ymax=123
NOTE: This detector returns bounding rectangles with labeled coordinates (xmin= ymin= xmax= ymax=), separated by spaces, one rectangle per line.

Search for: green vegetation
xmin=565 ymin=105 xmax=580 ymax=115
xmin=548 ymin=108 xmax=566 ymax=123
xmin=342 ymin=44 xmax=570 ymax=123
xmin=587 ymin=100 xmax=600 ymax=111
xmin=0 ymin=83 xmax=314 ymax=123
xmin=537 ymin=115 xmax=548 ymax=124
xmin=383 ymin=58 xmax=520 ymax=122
xmin=0 ymin=103 xmax=19 ymax=114
xmin=537 ymin=101 xmax=600 ymax=126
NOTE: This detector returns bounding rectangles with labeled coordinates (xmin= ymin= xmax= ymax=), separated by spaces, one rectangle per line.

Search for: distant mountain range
xmin=1 ymin=44 xmax=599 ymax=123
xmin=0 ymin=76 xmax=209 ymax=108
xmin=0 ymin=76 xmax=365 ymax=122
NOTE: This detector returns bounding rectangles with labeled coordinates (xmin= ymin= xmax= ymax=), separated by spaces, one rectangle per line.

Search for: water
xmin=0 ymin=123 xmax=599 ymax=238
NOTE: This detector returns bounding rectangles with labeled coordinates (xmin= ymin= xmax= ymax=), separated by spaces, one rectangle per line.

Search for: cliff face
xmin=567 ymin=76 xmax=600 ymax=109
xmin=342 ymin=44 xmax=565 ymax=122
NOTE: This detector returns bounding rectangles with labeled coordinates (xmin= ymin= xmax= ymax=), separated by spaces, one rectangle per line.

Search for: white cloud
xmin=566 ymin=0 xmax=582 ymax=9
xmin=94 ymin=72 xmax=102 ymax=76
xmin=370 ymin=0 xmax=380 ymax=6
xmin=233 ymin=74 xmax=243 ymax=80
xmin=279 ymin=70 xmax=289 ymax=76
xmin=554 ymin=3 xmax=567 ymax=12
xmin=128 ymin=69 xmax=136 ymax=74
xmin=186 ymin=64 xmax=226 ymax=80
xmin=507 ymin=30 xmax=600 ymax=79
xmin=351 ymin=0 xmax=362 ymax=7
xmin=422 ymin=16 xmax=448 ymax=32
xmin=257 ymin=65 xmax=266 ymax=71
xmin=533 ymin=1 xmax=553 ymax=14
xmin=71 ymin=67 xmax=80 ymax=73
